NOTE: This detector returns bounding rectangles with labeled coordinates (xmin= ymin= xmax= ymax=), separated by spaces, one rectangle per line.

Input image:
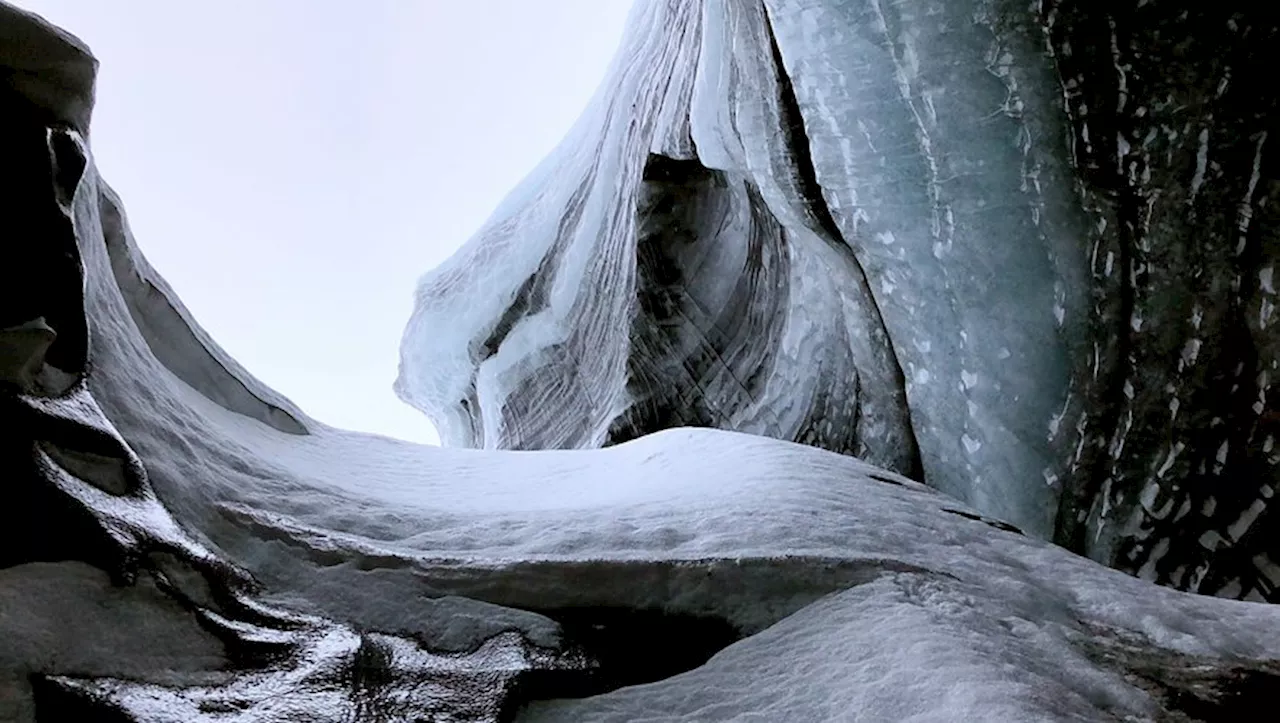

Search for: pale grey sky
xmin=13 ymin=0 xmax=633 ymax=444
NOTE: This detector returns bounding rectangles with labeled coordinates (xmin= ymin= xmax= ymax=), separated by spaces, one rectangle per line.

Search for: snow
xmin=522 ymin=576 xmax=1155 ymax=722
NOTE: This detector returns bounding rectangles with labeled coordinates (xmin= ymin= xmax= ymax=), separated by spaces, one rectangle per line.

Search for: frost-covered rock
xmin=398 ymin=0 xmax=1280 ymax=600
xmin=4 ymin=0 xmax=1280 ymax=721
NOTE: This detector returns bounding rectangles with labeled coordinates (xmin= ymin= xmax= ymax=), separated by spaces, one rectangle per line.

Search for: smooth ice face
xmin=397 ymin=0 xmax=1280 ymax=597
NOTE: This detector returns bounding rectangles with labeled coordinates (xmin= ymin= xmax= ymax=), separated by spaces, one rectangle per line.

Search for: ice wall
xmin=398 ymin=0 xmax=1280 ymax=599
xmin=395 ymin=0 xmax=1084 ymax=538
xmin=395 ymin=0 xmax=919 ymax=481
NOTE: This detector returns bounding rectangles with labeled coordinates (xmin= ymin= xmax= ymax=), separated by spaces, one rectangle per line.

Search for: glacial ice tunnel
xmin=401 ymin=0 xmax=1280 ymax=597
xmin=4 ymin=0 xmax=1280 ymax=721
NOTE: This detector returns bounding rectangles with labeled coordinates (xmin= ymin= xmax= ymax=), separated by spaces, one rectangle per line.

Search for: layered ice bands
xmin=5 ymin=0 xmax=1280 ymax=721
xmin=395 ymin=0 xmax=1079 ymax=536
xmin=395 ymin=0 xmax=920 ymax=481
xmin=398 ymin=0 xmax=1280 ymax=596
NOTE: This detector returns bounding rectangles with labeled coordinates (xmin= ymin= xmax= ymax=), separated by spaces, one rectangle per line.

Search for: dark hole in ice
xmin=606 ymin=153 xmax=750 ymax=446
xmin=1077 ymin=623 xmax=1280 ymax=722
xmin=513 ymin=607 xmax=742 ymax=706
xmin=1159 ymin=666 xmax=1280 ymax=722
xmin=0 ymin=429 xmax=124 ymax=572
xmin=350 ymin=634 xmax=396 ymax=696
xmin=38 ymin=440 xmax=134 ymax=496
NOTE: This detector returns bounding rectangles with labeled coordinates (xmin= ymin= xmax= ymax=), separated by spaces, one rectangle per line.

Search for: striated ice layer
xmin=395 ymin=0 xmax=919 ymax=483
xmin=394 ymin=0 xmax=1078 ymax=536
xmin=759 ymin=0 xmax=1089 ymax=537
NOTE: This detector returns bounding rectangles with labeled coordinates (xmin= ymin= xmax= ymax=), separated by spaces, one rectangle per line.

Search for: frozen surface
xmin=396 ymin=0 xmax=1280 ymax=599
xmin=5 ymin=0 xmax=1280 ymax=721
xmin=524 ymin=576 xmax=1145 ymax=723
xmin=395 ymin=0 xmax=918 ymax=480
xmin=73 ymin=167 xmax=1280 ymax=716
xmin=395 ymin=0 xmax=1075 ymax=536
xmin=39 ymin=126 xmax=1280 ymax=718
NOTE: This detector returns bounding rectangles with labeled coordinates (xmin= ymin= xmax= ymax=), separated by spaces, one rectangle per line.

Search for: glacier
xmin=401 ymin=0 xmax=1280 ymax=599
xmin=3 ymin=0 xmax=1280 ymax=721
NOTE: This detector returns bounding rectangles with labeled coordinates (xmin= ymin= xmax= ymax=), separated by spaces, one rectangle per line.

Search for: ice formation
xmin=4 ymin=0 xmax=1280 ymax=721
xmin=401 ymin=0 xmax=1280 ymax=600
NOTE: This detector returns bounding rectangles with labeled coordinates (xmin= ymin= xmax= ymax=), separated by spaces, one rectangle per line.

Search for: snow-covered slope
xmin=4 ymin=0 xmax=1280 ymax=721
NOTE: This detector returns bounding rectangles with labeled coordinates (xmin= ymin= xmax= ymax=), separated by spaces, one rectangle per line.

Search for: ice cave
xmin=2 ymin=0 xmax=1279 ymax=720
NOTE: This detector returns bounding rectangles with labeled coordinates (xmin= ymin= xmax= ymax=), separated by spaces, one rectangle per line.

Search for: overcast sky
xmin=13 ymin=0 xmax=632 ymax=444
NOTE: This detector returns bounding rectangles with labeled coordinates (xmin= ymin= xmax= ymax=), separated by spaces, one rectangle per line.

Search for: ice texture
xmin=398 ymin=0 xmax=1280 ymax=598
xmin=394 ymin=0 xmax=918 ymax=481
xmin=5 ymin=0 xmax=1280 ymax=721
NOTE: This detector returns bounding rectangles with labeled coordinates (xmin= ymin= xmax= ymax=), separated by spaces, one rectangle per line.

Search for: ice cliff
xmin=400 ymin=0 xmax=1280 ymax=603
xmin=4 ymin=0 xmax=1280 ymax=721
